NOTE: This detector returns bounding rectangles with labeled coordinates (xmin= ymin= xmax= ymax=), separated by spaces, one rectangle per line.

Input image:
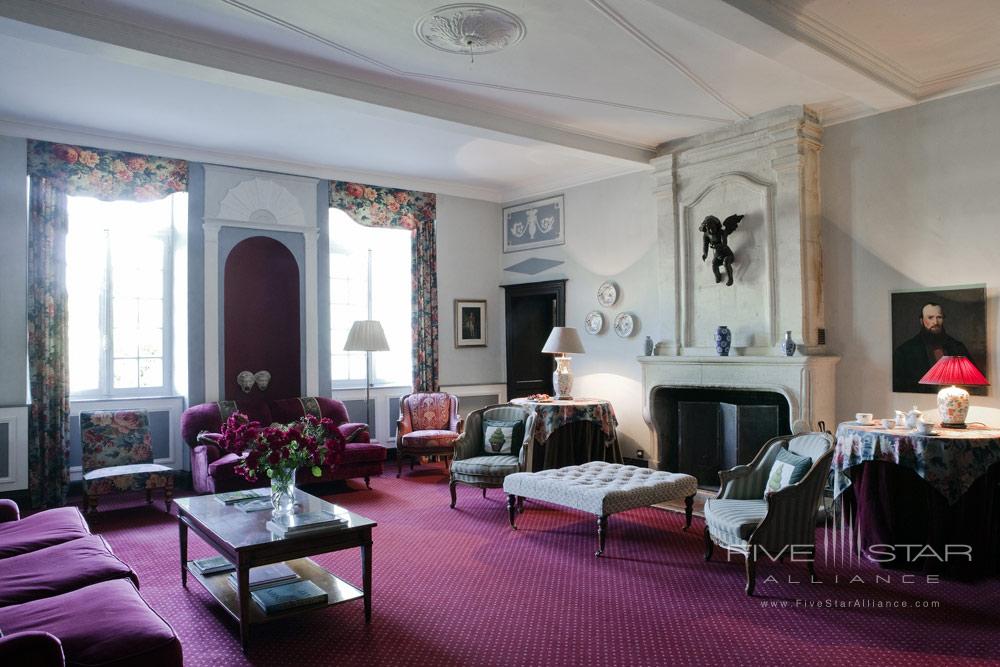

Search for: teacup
xmin=855 ymin=412 xmax=874 ymax=425
xmin=915 ymin=420 xmax=934 ymax=435
xmin=880 ymin=418 xmax=894 ymax=429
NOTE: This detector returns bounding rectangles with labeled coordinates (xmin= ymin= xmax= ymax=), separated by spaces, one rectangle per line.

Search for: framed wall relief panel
xmin=890 ymin=285 xmax=987 ymax=394
xmin=503 ymin=195 xmax=564 ymax=253
xmin=455 ymin=299 xmax=487 ymax=347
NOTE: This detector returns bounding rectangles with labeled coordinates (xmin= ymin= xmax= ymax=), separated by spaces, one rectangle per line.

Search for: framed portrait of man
xmin=890 ymin=285 xmax=987 ymax=394
xmin=455 ymin=299 xmax=487 ymax=347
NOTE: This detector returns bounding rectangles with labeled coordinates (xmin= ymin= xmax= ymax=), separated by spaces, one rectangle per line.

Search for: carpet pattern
xmin=77 ymin=471 xmax=1000 ymax=667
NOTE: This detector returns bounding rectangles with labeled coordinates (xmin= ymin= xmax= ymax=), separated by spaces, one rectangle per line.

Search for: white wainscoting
xmin=0 ymin=406 xmax=29 ymax=493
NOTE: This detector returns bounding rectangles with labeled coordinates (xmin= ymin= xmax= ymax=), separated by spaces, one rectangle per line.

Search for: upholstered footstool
xmin=503 ymin=461 xmax=698 ymax=556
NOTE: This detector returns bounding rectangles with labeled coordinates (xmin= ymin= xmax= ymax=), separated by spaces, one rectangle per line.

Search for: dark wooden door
xmin=502 ymin=280 xmax=566 ymax=399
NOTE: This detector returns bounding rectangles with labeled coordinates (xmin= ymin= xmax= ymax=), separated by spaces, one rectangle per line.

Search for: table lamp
xmin=918 ymin=355 xmax=989 ymax=428
xmin=344 ymin=320 xmax=390 ymax=427
xmin=541 ymin=326 xmax=585 ymax=400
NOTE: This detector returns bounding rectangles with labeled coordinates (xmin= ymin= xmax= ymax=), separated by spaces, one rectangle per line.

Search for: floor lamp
xmin=344 ymin=320 xmax=390 ymax=429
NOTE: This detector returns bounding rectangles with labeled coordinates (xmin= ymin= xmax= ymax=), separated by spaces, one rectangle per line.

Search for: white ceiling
xmin=0 ymin=0 xmax=998 ymax=201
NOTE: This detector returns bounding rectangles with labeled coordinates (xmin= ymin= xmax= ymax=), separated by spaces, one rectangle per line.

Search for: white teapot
xmin=905 ymin=406 xmax=923 ymax=429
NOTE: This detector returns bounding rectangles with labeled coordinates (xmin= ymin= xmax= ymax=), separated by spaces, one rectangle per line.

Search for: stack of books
xmin=235 ymin=497 xmax=275 ymax=513
xmin=251 ymin=579 xmax=328 ymax=615
xmin=227 ymin=562 xmax=301 ymax=591
xmin=214 ymin=488 xmax=269 ymax=505
xmin=190 ymin=555 xmax=235 ymax=576
xmin=265 ymin=510 xmax=347 ymax=537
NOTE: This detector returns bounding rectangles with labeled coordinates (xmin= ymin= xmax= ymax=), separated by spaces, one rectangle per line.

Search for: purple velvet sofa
xmin=181 ymin=396 xmax=386 ymax=494
xmin=0 ymin=499 xmax=182 ymax=666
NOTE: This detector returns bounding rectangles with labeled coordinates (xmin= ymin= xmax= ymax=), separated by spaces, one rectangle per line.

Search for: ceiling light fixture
xmin=415 ymin=3 xmax=526 ymax=64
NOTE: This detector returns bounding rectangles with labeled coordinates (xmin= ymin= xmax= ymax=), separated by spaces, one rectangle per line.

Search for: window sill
xmin=69 ymin=395 xmax=185 ymax=404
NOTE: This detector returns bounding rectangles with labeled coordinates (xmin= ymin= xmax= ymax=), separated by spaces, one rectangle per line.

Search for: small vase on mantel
xmin=715 ymin=326 xmax=732 ymax=356
xmin=779 ymin=331 xmax=796 ymax=357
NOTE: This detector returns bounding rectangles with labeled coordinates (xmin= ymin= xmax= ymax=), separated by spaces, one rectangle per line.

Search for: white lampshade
xmin=343 ymin=320 xmax=390 ymax=352
xmin=541 ymin=327 xmax=585 ymax=355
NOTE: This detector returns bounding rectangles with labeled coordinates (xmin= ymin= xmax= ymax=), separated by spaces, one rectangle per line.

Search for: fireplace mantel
xmin=639 ymin=354 xmax=838 ymax=469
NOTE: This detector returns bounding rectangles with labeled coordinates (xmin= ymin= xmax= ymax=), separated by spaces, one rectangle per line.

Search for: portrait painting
xmin=502 ymin=195 xmax=564 ymax=253
xmin=455 ymin=299 xmax=487 ymax=347
xmin=890 ymin=285 xmax=987 ymax=394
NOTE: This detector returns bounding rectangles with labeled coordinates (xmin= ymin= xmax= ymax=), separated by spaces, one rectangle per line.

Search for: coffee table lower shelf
xmin=186 ymin=557 xmax=363 ymax=624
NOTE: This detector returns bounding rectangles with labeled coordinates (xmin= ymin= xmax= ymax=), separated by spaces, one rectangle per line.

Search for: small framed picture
xmin=503 ymin=195 xmax=564 ymax=253
xmin=455 ymin=299 xmax=487 ymax=347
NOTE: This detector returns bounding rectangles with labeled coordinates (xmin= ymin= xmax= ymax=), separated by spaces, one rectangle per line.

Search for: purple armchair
xmin=180 ymin=396 xmax=386 ymax=494
xmin=396 ymin=392 xmax=464 ymax=478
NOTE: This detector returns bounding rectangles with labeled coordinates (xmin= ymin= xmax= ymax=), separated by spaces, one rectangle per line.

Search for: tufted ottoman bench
xmin=503 ymin=461 xmax=698 ymax=556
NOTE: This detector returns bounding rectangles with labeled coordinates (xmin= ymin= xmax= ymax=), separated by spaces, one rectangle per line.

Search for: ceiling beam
xmin=0 ymin=0 xmax=655 ymax=164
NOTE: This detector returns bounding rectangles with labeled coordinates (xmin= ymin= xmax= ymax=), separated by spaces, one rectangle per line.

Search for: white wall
xmin=823 ymin=84 xmax=1000 ymax=424
xmin=0 ymin=136 xmax=27 ymax=408
xmin=501 ymin=171 xmax=658 ymax=459
xmin=436 ymin=194 xmax=505 ymax=387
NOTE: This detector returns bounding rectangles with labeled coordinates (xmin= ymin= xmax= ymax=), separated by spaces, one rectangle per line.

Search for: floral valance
xmin=27 ymin=140 xmax=188 ymax=202
xmin=330 ymin=181 xmax=436 ymax=229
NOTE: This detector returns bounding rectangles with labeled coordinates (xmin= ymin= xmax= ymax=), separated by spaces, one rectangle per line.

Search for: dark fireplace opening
xmin=651 ymin=387 xmax=791 ymax=487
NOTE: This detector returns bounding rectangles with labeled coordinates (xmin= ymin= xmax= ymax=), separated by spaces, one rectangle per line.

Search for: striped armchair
xmin=703 ymin=432 xmax=834 ymax=595
xmin=449 ymin=405 xmax=535 ymax=508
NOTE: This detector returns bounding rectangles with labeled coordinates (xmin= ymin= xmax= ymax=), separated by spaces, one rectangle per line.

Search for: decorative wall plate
xmin=584 ymin=311 xmax=604 ymax=335
xmin=597 ymin=280 xmax=618 ymax=307
xmin=614 ymin=312 xmax=635 ymax=338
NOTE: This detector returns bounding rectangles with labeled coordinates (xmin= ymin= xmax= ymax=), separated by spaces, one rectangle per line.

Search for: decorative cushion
xmin=451 ymin=455 xmax=520 ymax=477
xmin=0 ymin=507 xmax=90 ymax=559
xmin=400 ymin=430 xmax=460 ymax=452
xmin=763 ymin=448 xmax=812 ymax=497
xmin=482 ymin=419 xmax=524 ymax=455
xmin=704 ymin=498 xmax=768 ymax=547
xmin=339 ymin=425 xmax=367 ymax=443
xmin=405 ymin=393 xmax=452 ymax=430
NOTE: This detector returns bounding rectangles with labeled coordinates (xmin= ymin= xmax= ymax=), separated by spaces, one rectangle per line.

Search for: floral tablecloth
xmin=833 ymin=422 xmax=1000 ymax=504
xmin=510 ymin=398 xmax=619 ymax=449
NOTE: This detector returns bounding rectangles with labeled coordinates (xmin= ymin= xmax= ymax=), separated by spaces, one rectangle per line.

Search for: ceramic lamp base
xmin=552 ymin=356 xmax=573 ymax=400
xmin=937 ymin=384 xmax=970 ymax=428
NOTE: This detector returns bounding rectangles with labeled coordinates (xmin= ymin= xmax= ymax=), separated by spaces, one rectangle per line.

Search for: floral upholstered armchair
xmin=396 ymin=392 xmax=463 ymax=478
xmin=80 ymin=410 xmax=174 ymax=513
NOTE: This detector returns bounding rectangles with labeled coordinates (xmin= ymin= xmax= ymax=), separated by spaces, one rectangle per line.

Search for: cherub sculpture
xmin=699 ymin=214 xmax=744 ymax=286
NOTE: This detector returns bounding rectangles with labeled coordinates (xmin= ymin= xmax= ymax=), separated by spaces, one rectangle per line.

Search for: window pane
xmin=113 ymin=358 xmax=139 ymax=389
xmin=138 ymin=298 xmax=163 ymax=329
xmin=113 ymin=327 xmax=139 ymax=358
xmin=138 ymin=329 xmax=163 ymax=357
xmin=113 ymin=298 xmax=139 ymax=329
xmin=138 ymin=358 xmax=163 ymax=388
xmin=66 ymin=229 xmax=104 ymax=394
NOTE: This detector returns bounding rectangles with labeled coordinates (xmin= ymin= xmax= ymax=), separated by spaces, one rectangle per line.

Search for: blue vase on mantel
xmin=779 ymin=330 xmax=797 ymax=357
xmin=715 ymin=325 xmax=732 ymax=356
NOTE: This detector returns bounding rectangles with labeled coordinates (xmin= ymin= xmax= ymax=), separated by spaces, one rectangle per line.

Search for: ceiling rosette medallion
xmin=415 ymin=3 xmax=526 ymax=57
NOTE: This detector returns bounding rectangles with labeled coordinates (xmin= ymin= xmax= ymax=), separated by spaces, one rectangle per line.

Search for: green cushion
xmin=763 ymin=447 xmax=812 ymax=497
xmin=483 ymin=419 xmax=524 ymax=456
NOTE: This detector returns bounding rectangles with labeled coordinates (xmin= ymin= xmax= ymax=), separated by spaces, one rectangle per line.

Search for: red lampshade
xmin=918 ymin=356 xmax=989 ymax=386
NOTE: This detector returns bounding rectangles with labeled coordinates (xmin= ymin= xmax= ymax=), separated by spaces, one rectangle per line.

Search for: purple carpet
xmin=79 ymin=470 xmax=1000 ymax=666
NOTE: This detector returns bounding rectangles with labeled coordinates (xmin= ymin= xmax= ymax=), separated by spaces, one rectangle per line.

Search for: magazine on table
xmin=235 ymin=497 xmax=274 ymax=513
xmin=265 ymin=510 xmax=347 ymax=537
xmin=251 ymin=579 xmax=328 ymax=614
xmin=214 ymin=488 xmax=269 ymax=505
xmin=227 ymin=562 xmax=301 ymax=591
xmin=191 ymin=555 xmax=235 ymax=575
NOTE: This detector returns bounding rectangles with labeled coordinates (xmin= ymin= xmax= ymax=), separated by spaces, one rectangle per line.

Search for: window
xmin=329 ymin=209 xmax=412 ymax=387
xmin=66 ymin=194 xmax=186 ymax=397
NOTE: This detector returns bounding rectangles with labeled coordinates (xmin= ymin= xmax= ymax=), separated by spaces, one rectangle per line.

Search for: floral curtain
xmin=330 ymin=182 xmax=438 ymax=392
xmin=25 ymin=140 xmax=188 ymax=507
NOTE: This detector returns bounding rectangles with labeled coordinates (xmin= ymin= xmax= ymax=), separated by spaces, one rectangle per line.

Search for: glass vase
xmin=270 ymin=467 xmax=297 ymax=516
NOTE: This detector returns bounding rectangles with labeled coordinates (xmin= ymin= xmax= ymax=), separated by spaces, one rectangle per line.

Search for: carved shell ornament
xmin=415 ymin=4 xmax=526 ymax=57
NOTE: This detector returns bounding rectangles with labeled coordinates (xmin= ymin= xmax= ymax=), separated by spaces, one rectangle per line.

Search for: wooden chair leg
xmin=164 ymin=482 xmax=173 ymax=512
xmin=364 ymin=476 xmax=371 ymax=489
xmin=506 ymin=494 xmax=517 ymax=529
xmin=87 ymin=494 xmax=98 ymax=514
xmin=684 ymin=494 xmax=694 ymax=530
xmin=596 ymin=515 xmax=608 ymax=557
xmin=745 ymin=547 xmax=757 ymax=596
xmin=806 ymin=545 xmax=816 ymax=577
xmin=704 ymin=526 xmax=714 ymax=561
xmin=397 ymin=453 xmax=403 ymax=478
xmin=146 ymin=489 xmax=153 ymax=505
xmin=482 ymin=487 xmax=487 ymax=498
xmin=449 ymin=480 xmax=458 ymax=509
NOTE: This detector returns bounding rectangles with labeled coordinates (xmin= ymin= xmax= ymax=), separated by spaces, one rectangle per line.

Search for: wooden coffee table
xmin=176 ymin=489 xmax=376 ymax=651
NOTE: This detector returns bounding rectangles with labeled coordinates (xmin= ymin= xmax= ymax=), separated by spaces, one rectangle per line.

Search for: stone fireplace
xmin=640 ymin=106 xmax=838 ymax=473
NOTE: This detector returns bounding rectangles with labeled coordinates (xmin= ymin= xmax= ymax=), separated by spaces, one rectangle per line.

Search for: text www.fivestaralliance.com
xmin=761 ymin=599 xmax=940 ymax=609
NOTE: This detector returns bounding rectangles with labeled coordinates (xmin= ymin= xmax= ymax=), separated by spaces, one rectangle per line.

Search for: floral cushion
xmin=80 ymin=411 xmax=153 ymax=472
xmin=82 ymin=467 xmax=173 ymax=496
xmin=400 ymin=430 xmax=460 ymax=452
